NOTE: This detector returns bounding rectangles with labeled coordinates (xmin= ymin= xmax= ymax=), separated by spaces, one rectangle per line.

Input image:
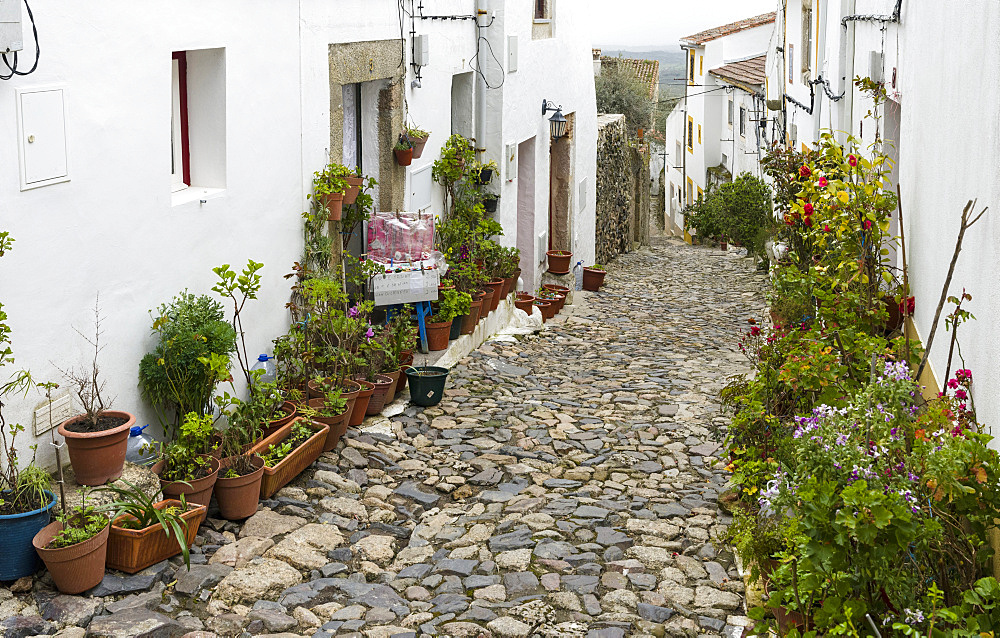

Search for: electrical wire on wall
xmin=471 ymin=11 xmax=504 ymax=90
xmin=0 ymin=0 xmax=40 ymax=81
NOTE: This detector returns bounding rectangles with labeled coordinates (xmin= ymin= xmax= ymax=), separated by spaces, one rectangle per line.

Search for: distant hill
xmin=603 ymin=48 xmax=687 ymax=101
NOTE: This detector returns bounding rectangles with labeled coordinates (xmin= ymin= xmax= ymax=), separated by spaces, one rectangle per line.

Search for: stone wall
xmin=595 ymin=115 xmax=633 ymax=264
xmin=595 ymin=114 xmax=652 ymax=265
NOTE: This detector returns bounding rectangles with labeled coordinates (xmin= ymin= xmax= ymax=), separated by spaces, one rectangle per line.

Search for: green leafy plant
xmin=95 ymin=479 xmax=196 ymax=569
xmin=156 ymin=412 xmax=216 ymax=483
xmin=138 ymin=292 xmax=236 ymax=436
xmin=48 ymin=499 xmax=108 ymax=549
xmin=260 ymin=420 xmax=313 ymax=468
xmin=405 ymin=125 xmax=429 ymax=140
xmin=595 ymin=56 xmax=653 ymax=137
xmin=394 ymin=135 xmax=414 ymax=152
xmin=431 ymin=289 xmax=471 ymax=323
xmin=310 ymin=161 xmax=351 ymax=198
xmin=683 ymin=174 xmax=775 ymax=258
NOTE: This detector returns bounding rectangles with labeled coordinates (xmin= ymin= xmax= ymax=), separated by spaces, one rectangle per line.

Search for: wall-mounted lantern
xmin=542 ymin=99 xmax=567 ymax=140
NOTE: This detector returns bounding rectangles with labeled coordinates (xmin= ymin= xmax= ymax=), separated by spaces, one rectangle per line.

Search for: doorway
xmin=548 ymin=113 xmax=574 ymax=252
xmin=883 ymin=97 xmax=901 ymax=270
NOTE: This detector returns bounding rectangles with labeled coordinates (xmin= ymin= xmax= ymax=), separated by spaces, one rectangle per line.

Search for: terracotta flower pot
xmin=321 ymin=192 xmax=344 ymax=221
xmin=462 ymin=296 xmax=483 ymax=335
xmin=582 ymin=267 xmax=606 ymax=291
xmin=546 ymin=250 xmax=573 ymax=274
xmin=343 ymin=176 xmax=364 ymax=206
xmin=152 ymin=456 xmax=221 ymax=506
xmin=33 ymin=520 xmax=110 ymax=594
xmin=396 ymin=353 xmax=413 ymax=395
xmin=58 ymin=411 xmax=135 ymax=486
xmin=350 ymin=380 xmax=375 ymax=427
xmin=542 ymin=283 xmax=570 ymax=296
xmin=501 ymin=276 xmax=516 ymax=299
xmin=307 ymin=399 xmax=351 ymax=451
xmin=106 ymin=500 xmax=206 ymax=574
xmin=410 ymin=135 xmax=430 ymax=159
xmin=395 ymin=148 xmax=413 ymax=166
xmin=383 ymin=369 xmax=402 ymax=404
xmin=485 ymin=279 xmax=505 ymax=312
xmin=365 ymin=374 xmax=395 ymax=416
xmin=534 ymin=300 xmax=554 ymax=322
xmin=426 ymin=320 xmax=452 ymax=351
xmin=514 ymin=294 xmax=535 ymax=313
xmin=261 ymin=401 xmax=298 ymax=440
xmin=214 ymin=455 xmax=265 ymax=520
xmin=541 ymin=292 xmax=566 ymax=313
xmin=251 ymin=418 xmax=328 ymax=499
xmin=479 ymin=288 xmax=495 ymax=318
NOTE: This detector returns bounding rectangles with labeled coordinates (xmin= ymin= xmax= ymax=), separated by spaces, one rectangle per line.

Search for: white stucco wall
xmin=0 ymin=0 xmax=597 ymax=469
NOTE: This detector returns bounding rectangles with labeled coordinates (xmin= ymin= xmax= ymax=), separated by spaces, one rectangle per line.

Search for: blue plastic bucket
xmin=0 ymin=490 xmax=57 ymax=580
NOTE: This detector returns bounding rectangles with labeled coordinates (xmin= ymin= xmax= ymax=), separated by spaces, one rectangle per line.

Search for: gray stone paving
xmin=0 ymin=239 xmax=768 ymax=638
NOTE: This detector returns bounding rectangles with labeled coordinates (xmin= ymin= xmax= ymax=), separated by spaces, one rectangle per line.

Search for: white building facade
xmin=664 ymin=12 xmax=775 ymax=237
xmin=0 ymin=0 xmax=597 ymax=467
xmin=764 ymin=0 xmax=1000 ymax=438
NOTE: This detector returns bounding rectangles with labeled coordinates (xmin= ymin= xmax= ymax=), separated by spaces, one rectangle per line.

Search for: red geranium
xmin=804 ymin=202 xmax=814 ymax=214
xmin=818 ymin=177 xmax=828 ymax=187
xmin=848 ymin=154 xmax=858 ymax=167
xmin=799 ymin=165 xmax=812 ymax=177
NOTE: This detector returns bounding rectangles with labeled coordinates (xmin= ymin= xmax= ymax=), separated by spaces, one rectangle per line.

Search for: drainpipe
xmin=839 ymin=0 xmax=857 ymax=142
xmin=680 ymin=44 xmax=690 ymax=235
xmin=474 ymin=0 xmax=490 ymax=159
xmin=812 ymin=0 xmax=826 ymax=142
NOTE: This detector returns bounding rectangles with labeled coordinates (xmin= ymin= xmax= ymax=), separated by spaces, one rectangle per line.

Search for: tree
xmin=595 ymin=58 xmax=653 ymax=138
xmin=683 ymin=173 xmax=775 ymax=258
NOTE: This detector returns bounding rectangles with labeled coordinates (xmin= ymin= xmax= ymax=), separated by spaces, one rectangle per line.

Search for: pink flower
xmin=956 ymin=368 xmax=972 ymax=381
xmin=818 ymin=177 xmax=828 ymax=187
xmin=804 ymin=202 xmax=814 ymax=215
xmin=799 ymin=165 xmax=812 ymax=177
xmin=947 ymin=378 xmax=960 ymax=389
xmin=863 ymin=220 xmax=873 ymax=230
xmin=348 ymin=306 xmax=359 ymax=318
xmin=848 ymin=154 xmax=858 ymax=167
xmin=956 ymin=389 xmax=968 ymax=400
xmin=823 ymin=224 xmax=831 ymax=233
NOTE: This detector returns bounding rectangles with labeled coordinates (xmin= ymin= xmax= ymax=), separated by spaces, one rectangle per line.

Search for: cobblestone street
xmin=1 ymin=239 xmax=769 ymax=638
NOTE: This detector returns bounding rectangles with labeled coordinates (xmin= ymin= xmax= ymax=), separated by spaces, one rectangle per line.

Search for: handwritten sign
xmin=372 ymin=269 xmax=440 ymax=306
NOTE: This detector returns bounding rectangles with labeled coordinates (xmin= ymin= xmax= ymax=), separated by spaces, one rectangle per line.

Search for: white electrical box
xmin=505 ymin=143 xmax=517 ymax=181
xmin=0 ymin=0 xmax=23 ymax=54
xmin=413 ymin=34 xmax=430 ymax=67
xmin=17 ymin=86 xmax=71 ymax=191
xmin=537 ymin=231 xmax=548 ymax=264
xmin=410 ymin=164 xmax=433 ymax=211
xmin=869 ymin=51 xmax=884 ymax=83
xmin=508 ymin=35 xmax=518 ymax=73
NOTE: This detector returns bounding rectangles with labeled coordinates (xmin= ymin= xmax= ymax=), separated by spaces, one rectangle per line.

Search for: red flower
xmin=803 ymin=216 xmax=813 ymax=227
xmin=863 ymin=219 xmax=873 ymax=230
xmin=947 ymin=378 xmax=960 ymax=389
xmin=750 ymin=326 xmax=762 ymax=336
xmin=823 ymin=224 xmax=831 ymax=232
xmin=898 ymin=296 xmax=915 ymax=315
xmin=799 ymin=165 xmax=812 ymax=177
xmin=848 ymin=154 xmax=858 ymax=167
xmin=804 ymin=202 xmax=814 ymax=215
xmin=818 ymin=177 xmax=828 ymax=187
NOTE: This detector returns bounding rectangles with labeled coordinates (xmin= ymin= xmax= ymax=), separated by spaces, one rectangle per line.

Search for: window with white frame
xmin=170 ymin=48 xmax=227 ymax=203
xmin=801 ymin=0 xmax=813 ymax=81
xmin=535 ymin=0 xmax=550 ymax=20
xmin=739 ymin=106 xmax=746 ymax=137
xmin=171 ymin=53 xmax=188 ymax=192
xmin=728 ymin=99 xmax=734 ymax=126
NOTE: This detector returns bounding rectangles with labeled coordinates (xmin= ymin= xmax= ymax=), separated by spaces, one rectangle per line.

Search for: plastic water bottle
xmin=251 ymin=354 xmax=276 ymax=385
xmin=573 ymin=261 xmax=584 ymax=291
xmin=125 ymin=425 xmax=157 ymax=466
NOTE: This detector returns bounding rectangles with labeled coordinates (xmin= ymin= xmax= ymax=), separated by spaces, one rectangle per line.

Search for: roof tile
xmin=681 ymin=12 xmax=776 ymax=45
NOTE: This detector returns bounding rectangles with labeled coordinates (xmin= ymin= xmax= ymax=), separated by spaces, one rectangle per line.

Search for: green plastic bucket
xmin=405 ymin=366 xmax=449 ymax=407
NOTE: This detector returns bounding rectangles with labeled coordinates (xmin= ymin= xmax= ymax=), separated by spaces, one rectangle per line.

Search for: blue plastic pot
xmin=0 ymin=490 xmax=57 ymax=580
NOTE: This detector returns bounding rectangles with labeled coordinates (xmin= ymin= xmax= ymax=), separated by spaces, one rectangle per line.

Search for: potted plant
xmin=481 ymin=193 xmax=499 ymax=213
xmin=343 ymin=167 xmax=365 ymax=206
xmin=139 ymin=292 xmax=236 ymax=438
xmin=301 ymin=378 xmax=350 ymax=451
xmin=250 ymin=418 xmax=329 ymax=499
xmin=97 ymin=480 xmax=203 ymax=573
xmin=537 ymin=287 xmax=565 ymax=313
xmin=356 ymin=331 xmax=395 ymax=415
xmin=444 ymin=290 xmax=472 ymax=341
xmin=406 ymin=126 xmax=430 ymax=159
xmin=427 ymin=289 xmax=466 ymax=351
xmin=582 ymin=264 xmax=607 ymax=291
xmin=545 ymin=250 xmax=573 ymax=274
xmin=476 ymin=160 xmax=499 ymax=185
xmin=310 ymin=162 xmax=352 ymax=221
xmin=384 ymin=314 xmax=416 ymax=399
xmin=497 ymin=246 xmax=521 ymax=298
xmin=394 ymin=135 xmax=414 ymax=167
xmin=32 ymin=496 xmax=110 ymax=594
xmin=514 ymin=292 xmax=535 ymax=313
xmin=57 ymin=302 xmax=136 ymax=486
xmin=405 ymin=366 xmax=449 ymax=407
xmin=0 ymin=230 xmax=58 ymax=581
xmin=151 ymin=412 xmax=221 ymax=506
xmin=533 ymin=299 xmax=554 ymax=322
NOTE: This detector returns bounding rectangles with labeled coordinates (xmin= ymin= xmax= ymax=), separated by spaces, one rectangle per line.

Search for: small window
xmin=739 ymin=106 xmax=746 ymax=137
xmin=788 ymin=44 xmax=795 ymax=85
xmin=688 ymin=50 xmax=695 ymax=83
xmin=676 ymin=142 xmax=682 ymax=165
xmin=697 ymin=124 xmax=701 ymax=145
xmin=171 ymin=52 xmax=189 ymax=193
xmin=699 ymin=55 xmax=703 ymax=76
xmin=534 ymin=0 xmax=550 ymax=20
xmin=802 ymin=0 xmax=813 ymax=81
xmin=687 ymin=117 xmax=694 ymax=151
xmin=728 ymin=100 xmax=734 ymax=126
xmin=687 ymin=178 xmax=694 ymax=205
xmin=698 ymin=187 xmax=704 ymax=200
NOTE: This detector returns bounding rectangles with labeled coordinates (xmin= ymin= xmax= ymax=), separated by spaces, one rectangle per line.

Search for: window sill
xmin=172 ymin=186 xmax=226 ymax=207
xmin=533 ymin=18 xmax=552 ymax=23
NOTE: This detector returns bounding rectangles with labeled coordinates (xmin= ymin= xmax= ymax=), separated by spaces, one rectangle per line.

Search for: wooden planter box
xmin=106 ymin=500 xmax=207 ymax=574
xmin=250 ymin=418 xmax=329 ymax=499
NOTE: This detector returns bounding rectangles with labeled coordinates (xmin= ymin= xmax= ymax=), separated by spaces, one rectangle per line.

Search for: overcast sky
xmin=586 ymin=0 xmax=777 ymax=49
